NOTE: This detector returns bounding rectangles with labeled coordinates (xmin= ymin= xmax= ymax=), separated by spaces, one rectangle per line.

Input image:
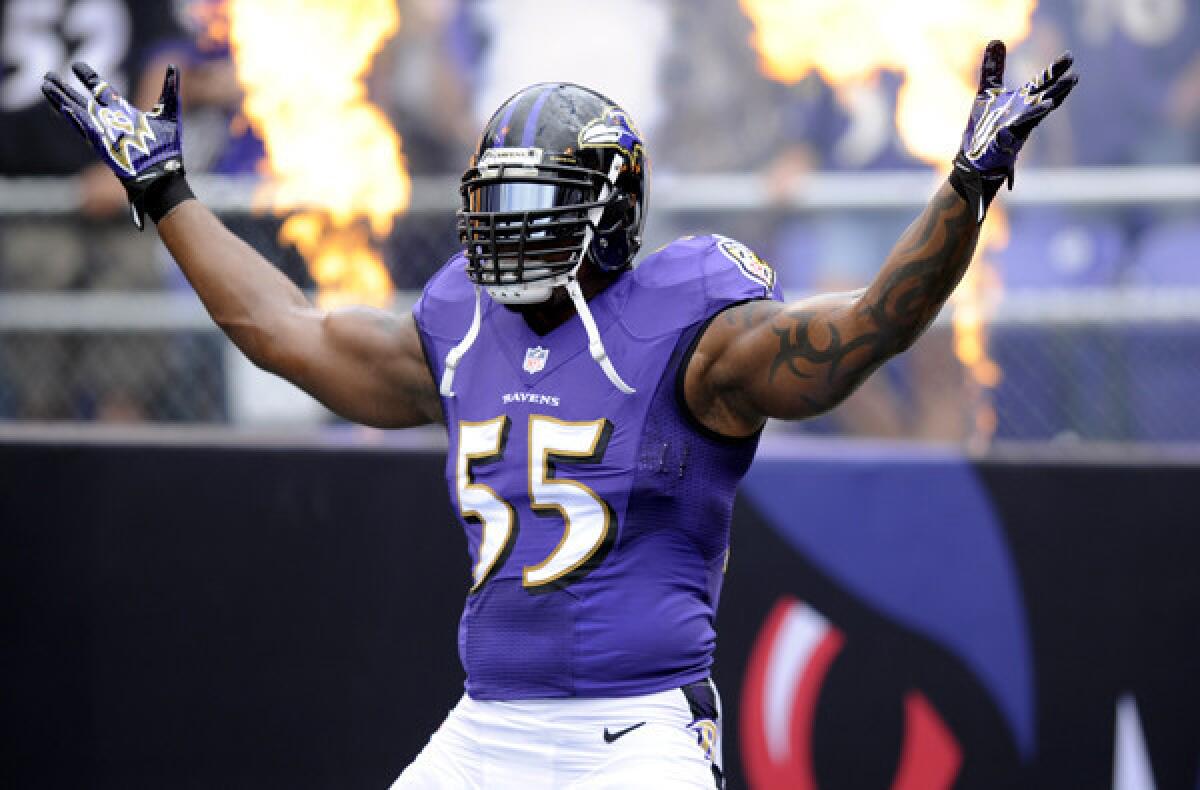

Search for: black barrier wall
xmin=2 ymin=440 xmax=1198 ymax=789
xmin=0 ymin=442 xmax=466 ymax=789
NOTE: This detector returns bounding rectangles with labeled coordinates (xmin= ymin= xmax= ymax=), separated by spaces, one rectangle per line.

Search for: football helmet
xmin=457 ymin=83 xmax=647 ymax=304
xmin=440 ymin=84 xmax=646 ymax=399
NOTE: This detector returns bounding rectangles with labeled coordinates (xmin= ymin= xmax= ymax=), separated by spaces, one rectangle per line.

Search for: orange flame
xmin=229 ymin=0 xmax=409 ymax=308
xmin=739 ymin=0 xmax=1037 ymax=444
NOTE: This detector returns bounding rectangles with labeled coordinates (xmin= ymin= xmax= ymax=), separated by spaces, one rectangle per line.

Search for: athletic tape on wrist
xmin=948 ymin=152 xmax=1005 ymax=225
xmin=145 ymin=173 xmax=195 ymax=224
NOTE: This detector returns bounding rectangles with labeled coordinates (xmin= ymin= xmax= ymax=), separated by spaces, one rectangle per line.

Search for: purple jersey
xmin=414 ymin=235 xmax=783 ymax=699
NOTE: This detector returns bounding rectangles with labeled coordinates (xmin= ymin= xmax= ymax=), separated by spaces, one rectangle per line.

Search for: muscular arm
xmin=39 ymin=63 xmax=440 ymax=427
xmin=686 ymin=181 xmax=978 ymax=436
xmin=158 ymin=201 xmax=441 ymax=428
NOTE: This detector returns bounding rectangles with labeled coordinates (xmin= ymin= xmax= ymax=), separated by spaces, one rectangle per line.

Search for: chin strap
xmin=566 ymin=276 xmax=635 ymax=395
xmin=439 ymin=279 xmax=633 ymax=399
xmin=567 ymin=153 xmax=634 ymax=395
xmin=439 ymin=285 xmax=482 ymax=397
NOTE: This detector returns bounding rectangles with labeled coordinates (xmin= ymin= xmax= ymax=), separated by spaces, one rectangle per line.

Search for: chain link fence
xmin=2 ymin=171 xmax=1199 ymax=444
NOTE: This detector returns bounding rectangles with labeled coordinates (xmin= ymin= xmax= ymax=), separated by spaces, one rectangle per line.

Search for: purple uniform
xmin=415 ymin=234 xmax=783 ymax=700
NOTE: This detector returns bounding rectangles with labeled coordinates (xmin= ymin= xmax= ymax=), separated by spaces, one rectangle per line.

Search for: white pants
xmin=390 ymin=683 xmax=723 ymax=789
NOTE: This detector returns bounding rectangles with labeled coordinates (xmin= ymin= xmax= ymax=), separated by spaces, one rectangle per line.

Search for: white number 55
xmin=456 ymin=416 xmax=615 ymax=592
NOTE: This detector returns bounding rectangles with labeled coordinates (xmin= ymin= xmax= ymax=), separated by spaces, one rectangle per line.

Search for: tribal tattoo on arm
xmin=694 ymin=181 xmax=979 ymax=431
xmin=766 ymin=182 xmax=978 ymax=416
xmin=692 ymin=41 xmax=1073 ymax=434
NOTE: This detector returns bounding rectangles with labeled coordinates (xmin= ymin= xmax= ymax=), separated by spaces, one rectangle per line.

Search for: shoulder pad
xmin=413 ymin=252 xmax=478 ymax=341
xmin=620 ymin=234 xmax=783 ymax=338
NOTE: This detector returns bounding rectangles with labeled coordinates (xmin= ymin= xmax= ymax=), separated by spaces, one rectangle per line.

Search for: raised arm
xmin=42 ymin=63 xmax=440 ymax=429
xmin=685 ymin=41 xmax=1078 ymax=437
xmin=157 ymin=202 xmax=440 ymax=428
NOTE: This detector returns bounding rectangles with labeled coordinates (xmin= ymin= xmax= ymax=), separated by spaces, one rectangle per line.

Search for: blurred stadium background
xmin=2 ymin=0 xmax=1199 ymax=788
xmin=2 ymin=0 xmax=1198 ymax=445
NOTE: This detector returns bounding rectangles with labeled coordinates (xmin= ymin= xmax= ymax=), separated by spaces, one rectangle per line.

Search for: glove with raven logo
xmin=42 ymin=62 xmax=192 ymax=230
xmin=951 ymin=40 xmax=1078 ymax=224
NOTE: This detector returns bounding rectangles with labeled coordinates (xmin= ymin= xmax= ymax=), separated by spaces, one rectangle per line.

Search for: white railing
xmin=2 ymin=166 xmax=1199 ymax=327
xmin=4 ymin=288 xmax=1200 ymax=332
xmin=3 ymin=166 xmax=1200 ymax=216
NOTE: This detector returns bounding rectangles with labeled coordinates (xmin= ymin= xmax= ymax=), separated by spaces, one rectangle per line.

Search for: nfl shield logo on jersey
xmin=524 ymin=346 xmax=549 ymax=374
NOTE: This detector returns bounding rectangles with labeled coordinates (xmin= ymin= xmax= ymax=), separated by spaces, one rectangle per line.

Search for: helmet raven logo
xmin=579 ymin=107 xmax=645 ymax=170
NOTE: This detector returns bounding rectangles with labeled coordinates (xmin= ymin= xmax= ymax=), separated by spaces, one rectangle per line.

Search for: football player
xmin=43 ymin=40 xmax=1074 ymax=789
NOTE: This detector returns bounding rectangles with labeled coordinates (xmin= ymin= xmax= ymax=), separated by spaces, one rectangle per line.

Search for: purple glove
xmin=42 ymin=62 xmax=190 ymax=230
xmin=951 ymin=40 xmax=1078 ymax=223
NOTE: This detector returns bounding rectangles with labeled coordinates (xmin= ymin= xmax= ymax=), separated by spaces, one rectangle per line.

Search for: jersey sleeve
xmin=621 ymin=235 xmax=784 ymax=339
xmin=412 ymin=252 xmax=478 ymax=386
xmin=701 ymin=234 xmax=784 ymax=306
xmin=412 ymin=253 xmax=476 ymax=341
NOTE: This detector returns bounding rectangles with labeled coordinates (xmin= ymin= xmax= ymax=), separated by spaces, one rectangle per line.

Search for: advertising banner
xmin=2 ymin=441 xmax=1197 ymax=788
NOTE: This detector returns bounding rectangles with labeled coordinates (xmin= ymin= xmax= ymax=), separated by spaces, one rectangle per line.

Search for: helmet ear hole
xmin=589 ymin=193 xmax=640 ymax=272
xmin=588 ymin=229 xmax=630 ymax=272
xmin=588 ymin=197 xmax=633 ymax=272
xmin=596 ymin=193 xmax=632 ymax=234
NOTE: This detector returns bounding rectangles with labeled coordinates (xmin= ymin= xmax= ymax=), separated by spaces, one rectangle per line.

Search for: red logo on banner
xmin=740 ymin=597 xmax=962 ymax=790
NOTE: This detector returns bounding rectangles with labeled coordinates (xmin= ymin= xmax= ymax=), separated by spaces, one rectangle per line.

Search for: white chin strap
xmin=441 ymin=154 xmax=634 ymax=398
xmin=565 ymin=275 xmax=635 ymax=394
xmin=439 ymin=285 xmax=482 ymax=397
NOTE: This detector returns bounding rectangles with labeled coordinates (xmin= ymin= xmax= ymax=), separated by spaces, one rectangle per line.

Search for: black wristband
xmin=143 ymin=172 xmax=195 ymax=224
xmin=947 ymin=151 xmax=1006 ymax=225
